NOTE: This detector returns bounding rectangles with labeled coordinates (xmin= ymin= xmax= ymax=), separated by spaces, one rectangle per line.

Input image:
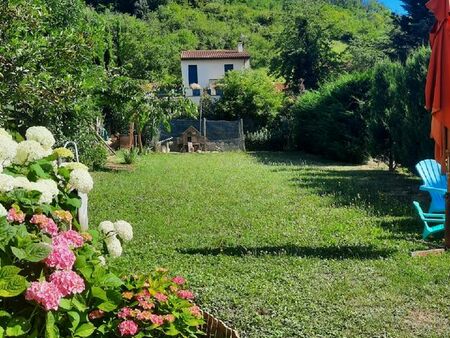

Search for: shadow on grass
xmin=291 ymin=168 xmax=422 ymax=216
xmin=178 ymin=244 xmax=395 ymax=260
xmin=250 ymin=151 xmax=344 ymax=167
xmin=251 ymin=152 xmax=430 ymax=239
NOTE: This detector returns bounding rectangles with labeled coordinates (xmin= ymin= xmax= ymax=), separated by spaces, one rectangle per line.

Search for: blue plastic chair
xmin=415 ymin=159 xmax=447 ymax=213
xmin=413 ymin=201 xmax=445 ymax=239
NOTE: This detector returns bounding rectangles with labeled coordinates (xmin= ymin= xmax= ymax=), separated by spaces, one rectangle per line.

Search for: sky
xmin=378 ymin=0 xmax=406 ymax=14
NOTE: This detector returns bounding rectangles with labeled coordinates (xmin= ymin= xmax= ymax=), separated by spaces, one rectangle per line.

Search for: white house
xmin=181 ymin=43 xmax=251 ymax=104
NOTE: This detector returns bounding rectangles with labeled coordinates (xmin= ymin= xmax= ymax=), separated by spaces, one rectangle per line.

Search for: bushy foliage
xmin=214 ymin=69 xmax=283 ymax=132
xmin=0 ymin=0 xmax=108 ymax=169
xmin=292 ymin=72 xmax=372 ymax=163
xmin=368 ymin=47 xmax=433 ymax=169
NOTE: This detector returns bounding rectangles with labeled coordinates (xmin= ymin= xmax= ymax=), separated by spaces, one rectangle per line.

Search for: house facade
xmin=181 ymin=43 xmax=251 ymax=104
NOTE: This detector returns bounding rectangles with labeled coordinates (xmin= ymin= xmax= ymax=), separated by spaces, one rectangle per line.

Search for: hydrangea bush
xmin=0 ymin=127 xmax=204 ymax=337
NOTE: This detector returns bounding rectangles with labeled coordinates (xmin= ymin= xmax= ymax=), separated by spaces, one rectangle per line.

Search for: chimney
xmin=237 ymin=41 xmax=244 ymax=53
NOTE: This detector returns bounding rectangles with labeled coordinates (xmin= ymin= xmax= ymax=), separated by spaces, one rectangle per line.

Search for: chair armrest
xmin=423 ymin=212 xmax=446 ymax=219
xmin=423 ymin=218 xmax=445 ymax=223
xmin=419 ymin=185 xmax=447 ymax=195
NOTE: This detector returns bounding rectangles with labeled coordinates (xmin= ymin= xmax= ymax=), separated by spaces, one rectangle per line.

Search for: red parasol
xmin=425 ymin=0 xmax=450 ymax=247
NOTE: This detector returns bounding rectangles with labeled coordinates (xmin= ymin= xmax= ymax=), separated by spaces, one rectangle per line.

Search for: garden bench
xmin=412 ymin=201 xmax=445 ymax=239
xmin=415 ymin=159 xmax=447 ymax=213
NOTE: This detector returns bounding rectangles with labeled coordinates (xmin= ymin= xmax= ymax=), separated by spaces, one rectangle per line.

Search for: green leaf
xmin=67 ymin=311 xmax=80 ymax=332
xmin=0 ymin=311 xmax=11 ymax=319
xmin=6 ymin=317 xmax=31 ymax=336
xmin=0 ymin=218 xmax=16 ymax=251
xmin=45 ymin=312 xmax=59 ymax=338
xmin=164 ymin=325 xmax=181 ymax=336
xmin=28 ymin=163 xmax=50 ymax=180
xmin=100 ymin=273 xmax=123 ymax=288
xmin=65 ymin=198 xmax=81 ymax=209
xmin=91 ymin=286 xmax=108 ymax=301
xmin=0 ymin=326 xmax=4 ymax=338
xmin=58 ymin=298 xmax=72 ymax=310
xmin=0 ymin=266 xmax=20 ymax=278
xmin=71 ymin=297 xmax=87 ymax=312
xmin=0 ymin=266 xmax=27 ymax=297
xmin=74 ymin=323 xmax=95 ymax=337
xmin=10 ymin=247 xmax=26 ymax=260
xmin=97 ymin=301 xmax=117 ymax=312
xmin=24 ymin=242 xmax=52 ymax=262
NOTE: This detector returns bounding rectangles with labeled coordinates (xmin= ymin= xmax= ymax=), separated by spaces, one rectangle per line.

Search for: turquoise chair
xmin=415 ymin=159 xmax=447 ymax=213
xmin=412 ymin=201 xmax=445 ymax=239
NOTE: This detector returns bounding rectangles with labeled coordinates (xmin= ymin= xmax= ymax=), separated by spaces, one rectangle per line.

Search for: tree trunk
xmin=128 ymin=122 xmax=134 ymax=149
xmin=137 ymin=129 xmax=143 ymax=153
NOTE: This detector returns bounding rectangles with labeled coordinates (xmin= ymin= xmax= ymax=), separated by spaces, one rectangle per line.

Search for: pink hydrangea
xmin=49 ymin=270 xmax=85 ymax=297
xmin=138 ymin=298 xmax=154 ymax=310
xmin=43 ymin=244 xmax=76 ymax=270
xmin=149 ymin=314 xmax=164 ymax=326
xmin=154 ymin=293 xmax=168 ymax=303
xmin=177 ymin=290 xmax=194 ymax=300
xmin=117 ymin=307 xmax=132 ymax=319
xmin=118 ymin=320 xmax=139 ymax=336
xmin=53 ymin=230 xmax=84 ymax=248
xmin=164 ymin=314 xmax=176 ymax=323
xmin=7 ymin=208 xmax=25 ymax=224
xmin=25 ymin=281 xmax=62 ymax=311
xmin=172 ymin=276 xmax=186 ymax=285
xmin=30 ymin=214 xmax=58 ymax=236
xmin=189 ymin=305 xmax=202 ymax=318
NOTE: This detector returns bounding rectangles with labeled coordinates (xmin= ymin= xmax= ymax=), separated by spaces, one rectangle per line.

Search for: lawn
xmin=89 ymin=152 xmax=450 ymax=338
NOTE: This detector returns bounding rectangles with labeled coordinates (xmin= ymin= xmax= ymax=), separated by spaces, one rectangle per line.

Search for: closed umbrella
xmin=425 ymin=0 xmax=450 ymax=247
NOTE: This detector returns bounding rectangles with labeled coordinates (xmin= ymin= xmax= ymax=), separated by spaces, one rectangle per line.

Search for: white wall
xmin=181 ymin=58 xmax=250 ymax=91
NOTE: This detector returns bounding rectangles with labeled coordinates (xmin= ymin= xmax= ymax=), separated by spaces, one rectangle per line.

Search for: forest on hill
xmin=0 ymin=0 xmax=436 ymax=168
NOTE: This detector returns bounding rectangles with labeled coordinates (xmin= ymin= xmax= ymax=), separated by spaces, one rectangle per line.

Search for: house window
xmin=192 ymin=89 xmax=201 ymax=96
xmin=187 ymin=136 xmax=192 ymax=142
xmin=224 ymin=64 xmax=234 ymax=73
xmin=188 ymin=65 xmax=198 ymax=85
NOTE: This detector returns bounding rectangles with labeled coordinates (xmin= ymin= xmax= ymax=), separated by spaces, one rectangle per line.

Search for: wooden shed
xmin=176 ymin=126 xmax=206 ymax=152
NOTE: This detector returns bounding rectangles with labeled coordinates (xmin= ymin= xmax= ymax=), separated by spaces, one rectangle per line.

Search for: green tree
xmin=271 ymin=14 xmax=339 ymax=91
xmin=0 ymin=0 xmax=108 ymax=167
xmin=368 ymin=60 xmax=405 ymax=171
xmin=392 ymin=0 xmax=434 ymax=61
xmin=214 ymin=69 xmax=283 ymax=132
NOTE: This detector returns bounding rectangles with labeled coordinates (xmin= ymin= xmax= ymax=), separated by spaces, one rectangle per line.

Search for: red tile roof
xmin=181 ymin=49 xmax=250 ymax=60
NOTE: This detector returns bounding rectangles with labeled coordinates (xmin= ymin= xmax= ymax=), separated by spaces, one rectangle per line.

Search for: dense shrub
xmin=292 ymin=72 xmax=372 ymax=163
xmin=368 ymin=48 xmax=433 ymax=170
xmin=0 ymin=0 xmax=108 ymax=169
xmin=214 ymin=69 xmax=283 ymax=133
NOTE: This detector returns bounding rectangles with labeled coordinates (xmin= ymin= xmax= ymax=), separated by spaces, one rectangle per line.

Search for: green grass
xmin=89 ymin=152 xmax=450 ymax=338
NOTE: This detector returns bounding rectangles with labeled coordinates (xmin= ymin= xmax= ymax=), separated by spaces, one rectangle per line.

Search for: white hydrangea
xmin=0 ymin=203 xmax=7 ymax=217
xmin=61 ymin=162 xmax=89 ymax=171
xmin=99 ymin=221 xmax=115 ymax=235
xmin=0 ymin=164 xmax=2 ymax=173
xmin=28 ymin=179 xmax=59 ymax=204
xmin=69 ymin=169 xmax=93 ymax=194
xmin=25 ymin=126 xmax=55 ymax=150
xmin=0 ymin=128 xmax=12 ymax=140
xmin=105 ymin=234 xmax=123 ymax=258
xmin=14 ymin=140 xmax=50 ymax=165
xmin=114 ymin=220 xmax=133 ymax=242
xmin=13 ymin=176 xmax=30 ymax=189
xmin=0 ymin=135 xmax=18 ymax=166
xmin=0 ymin=174 xmax=14 ymax=193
